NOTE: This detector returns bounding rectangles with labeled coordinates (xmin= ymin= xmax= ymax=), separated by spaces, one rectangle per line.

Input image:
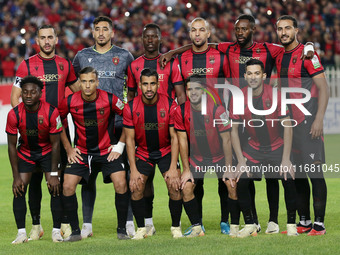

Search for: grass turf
xmin=0 ymin=134 xmax=339 ymax=255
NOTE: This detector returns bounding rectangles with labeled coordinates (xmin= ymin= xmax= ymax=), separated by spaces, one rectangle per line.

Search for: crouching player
xmin=175 ymin=75 xmax=233 ymax=236
xmin=7 ymin=76 xmax=63 ymax=244
xmin=59 ymin=67 xmax=129 ymax=242
xmin=229 ymin=59 xmax=297 ymax=237
xmin=124 ymin=68 xmax=183 ymax=239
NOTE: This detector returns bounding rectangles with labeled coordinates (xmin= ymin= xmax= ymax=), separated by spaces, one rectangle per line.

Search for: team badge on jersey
xmin=59 ymin=63 xmax=64 ymax=71
xmin=38 ymin=115 xmax=44 ymax=124
xmin=293 ymin=56 xmax=297 ymax=64
xmin=99 ymin=107 xmax=105 ymax=115
xmin=256 ymin=48 xmax=260 ymax=54
xmin=160 ymin=109 xmax=166 ymax=118
xmin=113 ymin=56 xmax=120 ymax=65
xmin=205 ymin=115 xmax=210 ymax=123
xmin=209 ymin=56 xmax=215 ymax=64
xmin=265 ymin=98 xmax=272 ymax=108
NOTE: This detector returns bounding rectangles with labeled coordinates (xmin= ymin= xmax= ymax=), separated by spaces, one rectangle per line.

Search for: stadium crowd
xmin=0 ymin=0 xmax=339 ymax=78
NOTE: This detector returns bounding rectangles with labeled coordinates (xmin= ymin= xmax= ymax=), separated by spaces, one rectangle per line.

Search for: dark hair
xmin=79 ymin=66 xmax=98 ymax=78
xmin=245 ymin=59 xmax=264 ymax=72
xmin=93 ymin=16 xmax=113 ymax=29
xmin=37 ymin=24 xmax=57 ymax=36
xmin=276 ymin=15 xmax=298 ymax=28
xmin=20 ymin=75 xmax=44 ymax=90
xmin=140 ymin=68 xmax=158 ymax=82
xmin=236 ymin=14 xmax=255 ymax=27
xmin=185 ymin=74 xmax=204 ymax=87
xmin=143 ymin=23 xmax=161 ymax=36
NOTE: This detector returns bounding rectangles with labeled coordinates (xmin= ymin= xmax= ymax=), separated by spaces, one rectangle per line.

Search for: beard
xmin=237 ymin=33 xmax=252 ymax=47
xmin=192 ymin=38 xmax=207 ymax=49
xmin=279 ymin=35 xmax=295 ymax=46
xmin=39 ymin=44 xmax=55 ymax=56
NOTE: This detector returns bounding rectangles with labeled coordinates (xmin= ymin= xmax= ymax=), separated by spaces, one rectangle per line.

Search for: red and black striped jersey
xmin=190 ymin=99 xmax=231 ymax=163
xmin=6 ymin=100 xmax=62 ymax=159
xmin=174 ymin=101 xmax=190 ymax=135
xmin=276 ymin=43 xmax=324 ymax=124
xmin=123 ymin=94 xmax=175 ymax=161
xmin=127 ymin=54 xmax=183 ymax=99
xmin=175 ymin=47 xmax=229 ymax=104
xmin=218 ymin=42 xmax=284 ymax=88
xmin=14 ymin=54 xmax=77 ymax=107
xmin=58 ymin=89 xmax=124 ymax=156
xmin=230 ymin=84 xmax=289 ymax=152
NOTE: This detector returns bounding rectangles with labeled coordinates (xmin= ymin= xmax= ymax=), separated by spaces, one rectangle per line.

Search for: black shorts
xmin=136 ymin=153 xmax=174 ymax=177
xmin=18 ymin=152 xmax=52 ymax=173
xmin=190 ymin=157 xmax=225 ymax=181
xmin=292 ymin=116 xmax=325 ymax=165
xmin=64 ymin=153 xmax=125 ymax=184
xmin=243 ymin=144 xmax=286 ymax=180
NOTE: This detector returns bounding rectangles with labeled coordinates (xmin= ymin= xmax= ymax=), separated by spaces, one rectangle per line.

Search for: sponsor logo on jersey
xmin=234 ymin=56 xmax=261 ymax=64
xmin=116 ymin=99 xmax=124 ymax=110
xmin=37 ymin=74 xmax=63 ymax=82
xmin=189 ymin=67 xmax=214 ymax=76
xmin=113 ymin=56 xmax=120 ymax=65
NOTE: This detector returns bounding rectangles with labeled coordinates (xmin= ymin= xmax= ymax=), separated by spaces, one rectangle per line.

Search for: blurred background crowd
xmin=0 ymin=0 xmax=339 ymax=79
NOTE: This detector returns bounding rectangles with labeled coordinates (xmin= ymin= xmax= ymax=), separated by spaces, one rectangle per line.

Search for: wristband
xmin=304 ymin=45 xmax=314 ymax=55
xmin=50 ymin=172 xmax=58 ymax=176
xmin=112 ymin=142 xmax=125 ymax=154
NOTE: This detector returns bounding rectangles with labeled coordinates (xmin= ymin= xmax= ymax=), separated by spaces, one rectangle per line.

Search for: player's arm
xmin=310 ymin=72 xmax=329 ymax=139
xmin=230 ymin=123 xmax=247 ymax=183
xmin=164 ymin=126 xmax=180 ymax=190
xmin=48 ymin=133 xmax=61 ymax=196
xmin=68 ymin=79 xmax=80 ymax=93
xmin=177 ymin=131 xmax=193 ymax=188
xmin=60 ymin=125 xmax=82 ymax=163
xmin=127 ymin=91 xmax=136 ymax=101
xmin=220 ymin=131 xmax=232 ymax=172
xmin=280 ymin=117 xmax=294 ymax=180
xmin=8 ymin=134 xmax=24 ymax=197
xmin=10 ymin=86 xmax=21 ymax=107
xmin=107 ymin=128 xmax=126 ymax=162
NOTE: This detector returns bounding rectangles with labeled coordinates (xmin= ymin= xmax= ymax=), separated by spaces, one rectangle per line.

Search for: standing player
xmin=124 ymin=68 xmax=182 ymax=239
xmin=72 ymin=16 xmax=135 ymax=238
xmin=276 ymin=15 xmax=329 ymax=235
xmin=59 ymin=67 xmax=129 ymax=242
xmin=10 ymin=24 xmax=78 ymax=240
xmin=127 ymin=23 xmax=186 ymax=236
xmin=229 ymin=59 xmax=297 ymax=237
xmin=175 ymin=75 xmax=233 ymax=236
xmin=7 ymin=76 xmax=63 ymax=244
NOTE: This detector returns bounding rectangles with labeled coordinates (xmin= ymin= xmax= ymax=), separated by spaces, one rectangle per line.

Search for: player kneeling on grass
xmin=7 ymin=76 xmax=63 ymax=244
xmin=228 ymin=59 xmax=297 ymax=238
xmin=58 ymin=67 xmax=129 ymax=242
xmin=124 ymin=68 xmax=183 ymax=240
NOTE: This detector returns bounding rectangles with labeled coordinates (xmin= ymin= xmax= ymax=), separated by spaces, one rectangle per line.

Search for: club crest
xmin=209 ymin=56 xmax=215 ymax=64
xmin=113 ymin=56 xmax=120 ymax=65
xmin=160 ymin=109 xmax=166 ymax=118
xmin=38 ymin=115 xmax=44 ymax=124
xmin=59 ymin=63 xmax=64 ymax=70
xmin=99 ymin=107 xmax=105 ymax=115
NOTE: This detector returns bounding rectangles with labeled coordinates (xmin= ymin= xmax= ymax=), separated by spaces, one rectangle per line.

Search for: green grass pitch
xmin=0 ymin=134 xmax=339 ymax=255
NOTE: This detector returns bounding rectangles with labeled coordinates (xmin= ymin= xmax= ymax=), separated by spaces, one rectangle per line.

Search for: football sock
xmin=249 ymin=180 xmax=258 ymax=224
xmin=313 ymin=221 xmax=325 ymax=231
xmin=28 ymin=172 xmax=43 ymax=225
xmin=144 ymin=194 xmax=154 ymax=219
xmin=295 ymin=178 xmax=311 ymax=221
xmin=169 ymin=199 xmax=182 ymax=227
xmin=237 ymin=178 xmax=254 ymax=224
xmin=115 ymin=192 xmax=129 ymax=229
xmin=131 ymin=198 xmax=145 ymax=228
xmin=218 ymin=178 xmax=229 ymax=223
xmin=183 ymin=198 xmax=200 ymax=225
xmin=228 ymin=198 xmax=240 ymax=225
xmin=62 ymin=194 xmax=79 ymax=233
xmin=310 ymin=177 xmax=327 ymax=223
xmin=145 ymin=218 xmax=153 ymax=226
xmin=13 ymin=189 xmax=27 ymax=229
xmin=282 ymin=179 xmax=297 ymax=224
xmin=266 ymin=178 xmax=279 ymax=223
xmin=50 ymin=194 xmax=62 ymax=228
xmin=126 ymin=199 xmax=134 ymax=222
xmin=194 ymin=179 xmax=204 ymax=221
xmin=81 ymin=170 xmax=98 ymax=223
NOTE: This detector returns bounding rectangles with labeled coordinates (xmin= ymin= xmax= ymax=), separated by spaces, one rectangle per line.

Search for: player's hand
xmin=223 ymin=170 xmax=236 ymax=188
xmin=310 ymin=117 xmax=323 ymax=139
xmin=301 ymin=42 xmax=315 ymax=60
xmin=12 ymin=177 xmax=25 ymax=198
xmin=235 ymin=161 xmax=248 ymax=183
xmin=67 ymin=147 xmax=83 ymax=163
xmin=280 ymin=159 xmax=295 ymax=180
xmin=164 ymin=169 xmax=181 ymax=191
xmin=107 ymin=145 xmax=121 ymax=162
xmin=159 ymin=52 xmax=173 ymax=69
xmin=129 ymin=170 xmax=144 ymax=193
xmin=181 ymin=170 xmax=194 ymax=190
xmin=47 ymin=176 xmax=60 ymax=197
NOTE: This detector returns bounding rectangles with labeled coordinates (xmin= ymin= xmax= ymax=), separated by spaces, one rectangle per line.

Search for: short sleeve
xmin=169 ymin=99 xmax=177 ymax=126
xmin=111 ymin=95 xmax=124 ymax=116
xmin=304 ymin=53 xmax=325 ymax=77
xmin=123 ymin=102 xmax=134 ymax=128
xmin=174 ymin=106 xmax=185 ymax=132
xmin=127 ymin=64 xmax=137 ymax=91
xmin=58 ymin=97 xmax=70 ymax=120
xmin=72 ymin=52 xmax=81 ymax=76
xmin=217 ymin=42 xmax=233 ymax=53
xmin=49 ymin=108 xmax=63 ymax=134
xmin=266 ymin=43 xmax=285 ymax=59
xmin=66 ymin=60 xmax=78 ymax=85
xmin=170 ymin=59 xmax=184 ymax=86
xmin=13 ymin=60 xmax=29 ymax=88
xmin=6 ymin=109 xmax=18 ymax=135
xmin=215 ymin=105 xmax=231 ymax=132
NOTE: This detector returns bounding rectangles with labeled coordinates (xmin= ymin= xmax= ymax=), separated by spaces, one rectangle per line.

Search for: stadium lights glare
xmin=167 ymin=6 xmax=172 ymax=11
xmin=186 ymin=3 xmax=192 ymax=8
xmin=267 ymin=10 xmax=272 ymax=15
xmin=125 ymin=11 xmax=130 ymax=17
xmin=20 ymin=28 xmax=26 ymax=34
xmin=21 ymin=39 xmax=26 ymax=44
